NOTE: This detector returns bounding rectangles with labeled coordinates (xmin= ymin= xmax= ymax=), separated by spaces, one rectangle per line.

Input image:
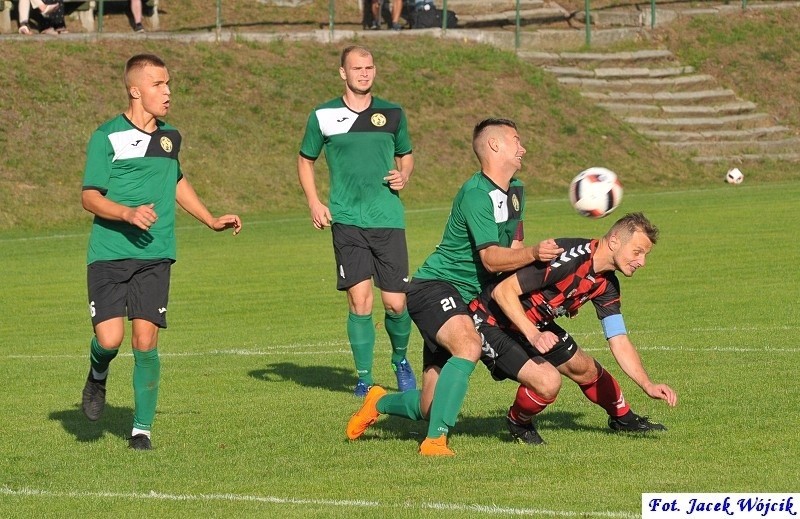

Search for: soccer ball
xmin=725 ymin=167 xmax=744 ymax=185
xmin=569 ymin=167 xmax=623 ymax=219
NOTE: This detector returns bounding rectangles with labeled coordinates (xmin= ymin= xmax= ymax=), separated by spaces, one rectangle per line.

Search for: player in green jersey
xmin=347 ymin=118 xmax=563 ymax=455
xmin=298 ymin=45 xmax=417 ymax=397
xmin=80 ymin=54 xmax=242 ymax=450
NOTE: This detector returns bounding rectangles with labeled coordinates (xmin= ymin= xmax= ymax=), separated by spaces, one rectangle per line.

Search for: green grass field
xmin=1 ymin=181 xmax=798 ymax=517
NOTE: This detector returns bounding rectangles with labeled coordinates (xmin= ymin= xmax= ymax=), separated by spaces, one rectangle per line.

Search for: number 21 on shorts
xmin=440 ymin=297 xmax=457 ymax=312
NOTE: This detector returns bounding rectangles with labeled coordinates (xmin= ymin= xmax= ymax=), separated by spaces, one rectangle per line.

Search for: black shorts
xmin=331 ymin=223 xmax=409 ymax=292
xmin=406 ymin=278 xmax=472 ymax=369
xmin=87 ymin=259 xmax=172 ymax=328
xmin=477 ymin=321 xmax=579 ymax=381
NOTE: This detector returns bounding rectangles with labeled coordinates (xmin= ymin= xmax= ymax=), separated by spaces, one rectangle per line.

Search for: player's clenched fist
xmin=533 ymin=239 xmax=563 ymax=262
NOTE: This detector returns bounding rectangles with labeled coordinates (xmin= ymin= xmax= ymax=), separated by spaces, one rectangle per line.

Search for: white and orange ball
xmin=725 ymin=167 xmax=744 ymax=185
xmin=569 ymin=167 xmax=624 ymax=219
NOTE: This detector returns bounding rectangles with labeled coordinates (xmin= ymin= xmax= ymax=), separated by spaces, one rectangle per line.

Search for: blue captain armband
xmin=601 ymin=314 xmax=627 ymax=339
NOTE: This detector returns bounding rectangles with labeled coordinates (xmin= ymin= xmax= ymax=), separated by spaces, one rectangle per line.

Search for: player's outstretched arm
xmin=608 ymin=334 xmax=677 ymax=407
xmin=480 ymin=238 xmax=564 ymax=273
xmin=297 ymin=155 xmax=331 ymax=230
xmin=208 ymin=214 xmax=242 ymax=234
xmin=176 ymin=177 xmax=242 ymax=235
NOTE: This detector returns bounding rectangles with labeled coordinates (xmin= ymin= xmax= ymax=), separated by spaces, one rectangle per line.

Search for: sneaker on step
xmin=419 ymin=435 xmax=454 ymax=457
xmin=133 ymin=22 xmax=145 ymax=33
xmin=128 ymin=434 xmax=152 ymax=450
xmin=81 ymin=372 xmax=107 ymax=422
xmin=392 ymin=358 xmax=416 ymax=392
xmin=506 ymin=416 xmax=545 ymax=445
xmin=353 ymin=379 xmax=371 ymax=397
xmin=346 ymin=385 xmax=387 ymax=440
xmin=608 ymin=412 xmax=666 ymax=432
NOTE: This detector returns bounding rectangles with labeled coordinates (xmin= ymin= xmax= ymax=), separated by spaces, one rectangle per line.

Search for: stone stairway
xmin=520 ymin=49 xmax=800 ymax=163
xmin=436 ymin=0 xmax=800 ymax=163
xmin=443 ymin=0 xmax=569 ymax=28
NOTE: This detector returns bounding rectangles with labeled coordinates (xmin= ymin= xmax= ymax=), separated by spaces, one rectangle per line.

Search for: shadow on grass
xmin=369 ymin=409 xmax=602 ymax=441
xmin=48 ymin=404 xmax=133 ymax=443
xmin=248 ymin=362 xmax=354 ymax=393
xmin=368 ymin=408 xmax=666 ymax=444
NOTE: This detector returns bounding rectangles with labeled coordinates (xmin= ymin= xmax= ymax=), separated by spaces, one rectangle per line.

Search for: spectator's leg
xmin=18 ymin=0 xmax=32 ymax=33
xmin=370 ymin=0 xmax=380 ymax=29
xmin=361 ymin=0 xmax=370 ymax=28
xmin=32 ymin=0 xmax=59 ymax=16
xmin=47 ymin=0 xmax=66 ymax=33
xmin=390 ymin=0 xmax=402 ymax=29
xmin=131 ymin=0 xmax=144 ymax=32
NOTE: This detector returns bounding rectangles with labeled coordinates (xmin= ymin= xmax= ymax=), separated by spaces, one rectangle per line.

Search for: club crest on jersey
xmin=370 ymin=113 xmax=387 ymax=127
xmin=160 ymin=136 xmax=173 ymax=153
xmin=511 ymin=193 xmax=520 ymax=212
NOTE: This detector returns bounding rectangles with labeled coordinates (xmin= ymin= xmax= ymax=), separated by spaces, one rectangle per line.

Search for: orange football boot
xmin=346 ymin=385 xmax=387 ymax=440
xmin=418 ymin=434 xmax=455 ymax=456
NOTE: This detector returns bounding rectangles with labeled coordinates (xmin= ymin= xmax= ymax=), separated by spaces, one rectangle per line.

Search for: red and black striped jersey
xmin=475 ymin=238 xmax=621 ymax=330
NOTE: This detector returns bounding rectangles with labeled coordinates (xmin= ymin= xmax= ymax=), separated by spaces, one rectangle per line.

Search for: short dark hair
xmin=472 ymin=118 xmax=518 ymax=160
xmin=472 ymin=118 xmax=517 ymax=142
xmin=124 ymin=53 xmax=167 ymax=91
xmin=607 ymin=212 xmax=659 ymax=245
xmin=340 ymin=45 xmax=372 ymax=68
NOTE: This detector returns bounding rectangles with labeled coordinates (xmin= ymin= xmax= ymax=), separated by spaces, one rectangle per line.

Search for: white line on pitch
xmin=0 ymin=486 xmax=638 ymax=518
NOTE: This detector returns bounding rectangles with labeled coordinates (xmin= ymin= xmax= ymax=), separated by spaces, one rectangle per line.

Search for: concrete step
xmin=661 ymin=137 xmax=800 ymax=156
xmin=691 ymin=152 xmax=800 ymax=164
xmin=598 ymin=101 xmax=757 ymax=117
xmin=443 ymin=0 xmax=546 ymax=8
xmin=569 ymin=4 xmax=800 ymax=30
xmin=545 ymin=65 xmax=694 ymax=79
xmin=520 ymin=49 xmax=676 ymax=67
xmin=641 ymin=126 xmax=794 ymax=142
xmin=570 ymin=8 xmax=682 ymax=28
xmin=498 ymin=27 xmax=655 ymax=52
xmin=626 ymin=113 xmax=778 ymax=132
xmin=458 ymin=7 xmax=569 ymax=27
xmin=660 ymin=101 xmax=757 ymax=116
xmin=581 ymin=89 xmax=739 ymax=105
xmin=558 ymin=74 xmax=718 ymax=93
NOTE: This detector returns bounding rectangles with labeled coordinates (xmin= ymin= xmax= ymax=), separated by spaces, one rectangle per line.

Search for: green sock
xmin=347 ymin=312 xmax=375 ymax=385
xmin=132 ymin=348 xmax=160 ymax=431
xmin=426 ymin=356 xmax=476 ymax=439
xmin=385 ymin=309 xmax=411 ymax=365
xmin=89 ymin=336 xmax=118 ymax=380
xmin=376 ymin=389 xmax=424 ymax=420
